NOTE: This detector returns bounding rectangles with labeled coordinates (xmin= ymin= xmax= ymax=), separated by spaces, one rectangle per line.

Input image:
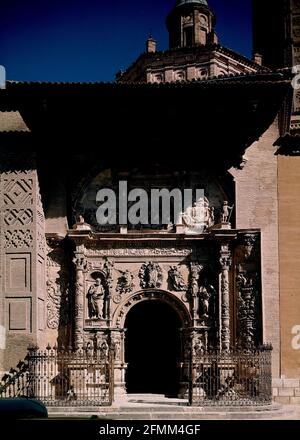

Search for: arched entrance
xmin=125 ymin=300 xmax=182 ymax=396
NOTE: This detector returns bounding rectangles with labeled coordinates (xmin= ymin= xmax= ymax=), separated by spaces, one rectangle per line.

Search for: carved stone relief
xmin=139 ymin=262 xmax=163 ymax=289
xmin=85 ymin=246 xmax=193 ymax=257
xmin=4 ymin=208 xmax=33 ymax=226
xmin=168 ymin=266 xmax=187 ymax=291
xmin=236 ymin=269 xmax=259 ymax=348
xmin=116 ymin=270 xmax=135 ymax=294
xmin=4 ymin=230 xmax=33 ymax=248
xmin=46 ymin=279 xmax=61 ymax=330
xmin=46 ymin=244 xmax=72 ymax=338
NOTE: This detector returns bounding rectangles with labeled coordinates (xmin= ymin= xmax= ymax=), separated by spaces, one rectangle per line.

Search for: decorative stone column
xmin=190 ymin=263 xmax=203 ymax=322
xmin=73 ymin=247 xmax=87 ymax=349
xmin=111 ymin=329 xmax=127 ymax=402
xmin=219 ymin=243 xmax=232 ymax=351
xmin=104 ymin=259 xmax=114 ymax=321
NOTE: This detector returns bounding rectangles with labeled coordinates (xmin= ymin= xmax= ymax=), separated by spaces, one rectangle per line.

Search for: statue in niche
xmin=168 ymin=266 xmax=187 ymax=291
xmin=221 ymin=201 xmax=234 ymax=223
xmin=198 ymin=279 xmax=216 ymax=319
xmin=190 ymin=263 xmax=203 ymax=297
xmin=86 ymin=278 xmax=105 ymax=319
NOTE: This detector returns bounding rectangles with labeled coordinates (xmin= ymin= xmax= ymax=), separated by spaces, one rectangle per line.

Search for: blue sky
xmin=0 ymin=0 xmax=252 ymax=82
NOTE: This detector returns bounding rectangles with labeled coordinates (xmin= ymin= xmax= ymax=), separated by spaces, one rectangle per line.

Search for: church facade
xmin=0 ymin=0 xmax=299 ymax=406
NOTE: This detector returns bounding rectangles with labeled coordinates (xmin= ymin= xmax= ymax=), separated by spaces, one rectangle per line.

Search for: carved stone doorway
xmin=124 ymin=300 xmax=182 ymax=396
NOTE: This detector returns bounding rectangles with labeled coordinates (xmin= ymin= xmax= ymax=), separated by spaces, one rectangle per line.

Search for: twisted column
xmin=219 ymin=244 xmax=232 ymax=351
xmin=73 ymin=253 xmax=87 ymax=349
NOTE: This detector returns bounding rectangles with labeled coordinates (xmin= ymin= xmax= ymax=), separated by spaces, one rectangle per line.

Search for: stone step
xmin=48 ymin=402 xmax=293 ymax=420
xmin=47 ymin=394 xmax=296 ymax=419
xmin=47 ymin=410 xmax=293 ymax=420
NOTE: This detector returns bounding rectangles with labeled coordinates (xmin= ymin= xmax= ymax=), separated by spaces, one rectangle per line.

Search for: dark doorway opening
xmin=125 ymin=300 xmax=182 ymax=396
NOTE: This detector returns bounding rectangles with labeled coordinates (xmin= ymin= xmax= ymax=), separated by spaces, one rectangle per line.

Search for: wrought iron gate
xmin=0 ymin=345 xmax=114 ymax=407
xmin=189 ymin=345 xmax=273 ymax=406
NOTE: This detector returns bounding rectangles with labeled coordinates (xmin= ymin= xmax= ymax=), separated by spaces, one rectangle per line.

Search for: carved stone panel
xmin=168 ymin=266 xmax=187 ymax=291
xmin=139 ymin=262 xmax=163 ymax=289
xmin=234 ymin=232 xmax=262 ymax=348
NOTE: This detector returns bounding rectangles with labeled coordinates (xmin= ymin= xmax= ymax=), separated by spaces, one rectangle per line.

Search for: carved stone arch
xmin=88 ymin=269 xmax=107 ymax=280
xmin=112 ymin=289 xmax=192 ymax=329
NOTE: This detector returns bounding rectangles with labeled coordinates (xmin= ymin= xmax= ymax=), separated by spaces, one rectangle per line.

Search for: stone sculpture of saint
xmin=169 ymin=266 xmax=187 ymax=291
xmin=221 ymin=201 xmax=234 ymax=223
xmin=148 ymin=263 xmax=159 ymax=287
xmin=198 ymin=280 xmax=216 ymax=318
xmin=86 ymin=278 xmax=105 ymax=319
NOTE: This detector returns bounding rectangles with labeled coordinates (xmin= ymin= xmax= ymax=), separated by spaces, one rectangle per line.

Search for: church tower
xmin=118 ymin=0 xmax=262 ymax=83
xmin=166 ymin=0 xmax=218 ymax=48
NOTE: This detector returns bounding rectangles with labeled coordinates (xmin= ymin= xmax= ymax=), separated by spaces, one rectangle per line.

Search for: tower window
xmin=184 ymin=26 xmax=193 ymax=46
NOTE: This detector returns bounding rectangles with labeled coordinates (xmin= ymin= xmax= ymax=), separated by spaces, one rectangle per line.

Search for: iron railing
xmin=0 ymin=361 xmax=30 ymax=398
xmin=189 ymin=345 xmax=273 ymax=406
xmin=0 ymin=345 xmax=114 ymax=407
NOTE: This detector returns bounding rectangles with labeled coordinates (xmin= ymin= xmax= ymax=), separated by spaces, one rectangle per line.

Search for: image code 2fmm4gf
xmin=142 ymin=425 xmax=201 ymax=435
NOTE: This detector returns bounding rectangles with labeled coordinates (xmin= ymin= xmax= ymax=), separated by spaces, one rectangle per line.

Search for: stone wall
xmin=0 ymin=155 xmax=46 ymax=373
xmin=273 ymin=379 xmax=300 ymax=405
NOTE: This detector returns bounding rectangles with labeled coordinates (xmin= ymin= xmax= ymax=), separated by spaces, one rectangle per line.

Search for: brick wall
xmin=231 ymin=121 xmax=281 ymax=378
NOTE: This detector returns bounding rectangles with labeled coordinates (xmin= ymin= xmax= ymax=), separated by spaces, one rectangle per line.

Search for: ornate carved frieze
xmin=139 ymin=262 xmax=163 ymax=289
xmin=85 ymin=246 xmax=193 ymax=257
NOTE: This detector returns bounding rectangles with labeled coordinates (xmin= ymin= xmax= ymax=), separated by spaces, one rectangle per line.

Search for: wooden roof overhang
xmin=0 ymin=72 xmax=292 ymax=171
